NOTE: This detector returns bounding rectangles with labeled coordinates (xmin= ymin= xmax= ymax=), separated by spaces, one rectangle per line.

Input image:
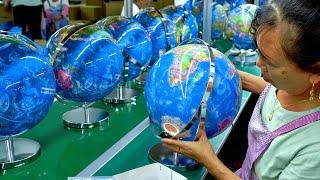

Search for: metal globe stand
xmin=228 ymin=46 xmax=258 ymax=65
xmin=135 ymin=70 xmax=148 ymax=86
xmin=148 ymin=143 xmax=202 ymax=172
xmin=102 ymin=85 xmax=139 ymax=104
xmin=62 ymin=103 xmax=109 ymax=129
xmin=103 ymin=57 xmax=142 ymax=104
xmin=0 ymin=137 xmax=41 ymax=170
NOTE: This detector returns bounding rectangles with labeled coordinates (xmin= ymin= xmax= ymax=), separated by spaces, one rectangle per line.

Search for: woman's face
xmin=256 ymin=25 xmax=311 ymax=96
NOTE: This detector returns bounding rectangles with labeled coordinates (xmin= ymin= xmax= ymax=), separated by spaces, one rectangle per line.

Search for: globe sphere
xmin=53 ymin=24 xmax=125 ymax=103
xmin=159 ymin=5 xmax=198 ymax=42
xmin=260 ymin=0 xmax=267 ymax=6
xmin=145 ymin=43 xmax=242 ymax=141
xmin=183 ymin=0 xmax=200 ymax=13
xmin=226 ymin=4 xmax=259 ymax=50
xmin=10 ymin=34 xmax=44 ymax=53
xmin=0 ymin=35 xmax=56 ymax=137
xmin=192 ymin=1 xmax=227 ymax=41
xmin=217 ymin=0 xmax=246 ymax=12
xmin=96 ymin=16 xmax=152 ymax=81
xmin=132 ymin=7 xmax=181 ymax=66
xmin=43 ymin=24 xmax=82 ymax=65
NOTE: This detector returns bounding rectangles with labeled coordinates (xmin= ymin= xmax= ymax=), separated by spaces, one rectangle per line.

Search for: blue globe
xmin=53 ymin=24 xmax=125 ymax=103
xmin=260 ymin=0 xmax=267 ymax=6
xmin=0 ymin=35 xmax=56 ymax=137
xmin=192 ymin=1 xmax=228 ymax=41
xmin=132 ymin=7 xmax=181 ymax=66
xmin=226 ymin=4 xmax=259 ymax=50
xmin=96 ymin=16 xmax=152 ymax=81
xmin=10 ymin=34 xmax=44 ymax=53
xmin=217 ymin=0 xmax=246 ymax=11
xmin=183 ymin=0 xmax=200 ymax=13
xmin=43 ymin=24 xmax=82 ymax=65
xmin=145 ymin=43 xmax=242 ymax=141
xmin=159 ymin=5 xmax=198 ymax=42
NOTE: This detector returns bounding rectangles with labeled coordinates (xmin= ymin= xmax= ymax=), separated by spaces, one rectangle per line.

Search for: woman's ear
xmin=310 ymin=74 xmax=320 ymax=85
xmin=309 ymin=62 xmax=320 ymax=85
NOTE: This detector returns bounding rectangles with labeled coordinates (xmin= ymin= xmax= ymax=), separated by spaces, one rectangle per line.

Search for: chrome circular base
xmin=229 ymin=54 xmax=258 ymax=65
xmin=0 ymin=138 xmax=41 ymax=170
xmin=228 ymin=48 xmax=258 ymax=66
xmin=135 ymin=73 xmax=148 ymax=85
xmin=148 ymin=143 xmax=202 ymax=172
xmin=102 ymin=87 xmax=139 ymax=104
xmin=63 ymin=108 xmax=109 ymax=129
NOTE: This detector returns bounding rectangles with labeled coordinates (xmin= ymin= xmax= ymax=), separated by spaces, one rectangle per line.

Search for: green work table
xmin=0 ymin=63 xmax=260 ymax=180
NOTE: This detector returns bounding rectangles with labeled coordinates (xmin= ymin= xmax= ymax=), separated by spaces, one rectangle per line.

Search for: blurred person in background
xmin=121 ymin=0 xmax=151 ymax=17
xmin=43 ymin=0 xmax=69 ymax=37
xmin=4 ymin=0 xmax=43 ymax=40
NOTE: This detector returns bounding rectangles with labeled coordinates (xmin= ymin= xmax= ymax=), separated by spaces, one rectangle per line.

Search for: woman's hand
xmin=162 ymin=129 xmax=241 ymax=180
xmin=162 ymin=129 xmax=216 ymax=165
xmin=54 ymin=15 xmax=63 ymax=21
xmin=51 ymin=23 xmax=56 ymax=33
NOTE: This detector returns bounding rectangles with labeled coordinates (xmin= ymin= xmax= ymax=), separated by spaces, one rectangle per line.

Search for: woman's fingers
xmin=162 ymin=138 xmax=188 ymax=148
xmin=162 ymin=138 xmax=189 ymax=152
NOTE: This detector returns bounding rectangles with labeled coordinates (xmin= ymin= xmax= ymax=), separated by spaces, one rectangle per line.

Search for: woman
xmin=5 ymin=0 xmax=43 ymax=40
xmin=43 ymin=0 xmax=69 ymax=35
xmin=162 ymin=0 xmax=320 ymax=179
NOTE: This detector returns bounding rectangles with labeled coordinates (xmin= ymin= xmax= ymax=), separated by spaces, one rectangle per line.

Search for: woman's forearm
xmin=61 ymin=4 xmax=69 ymax=17
xmin=238 ymin=70 xmax=267 ymax=94
xmin=45 ymin=9 xmax=53 ymax=23
xmin=203 ymin=151 xmax=241 ymax=180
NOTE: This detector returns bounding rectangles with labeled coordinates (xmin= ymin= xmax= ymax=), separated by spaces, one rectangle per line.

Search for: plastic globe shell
xmin=216 ymin=0 xmax=246 ymax=11
xmin=226 ymin=4 xmax=259 ymax=50
xmin=260 ymin=0 xmax=267 ymax=6
xmin=96 ymin=16 xmax=152 ymax=81
xmin=183 ymin=0 xmax=200 ymax=13
xmin=0 ymin=35 xmax=56 ymax=136
xmin=192 ymin=1 xmax=228 ymax=42
xmin=145 ymin=39 xmax=242 ymax=141
xmin=52 ymin=24 xmax=125 ymax=103
xmin=132 ymin=7 xmax=181 ymax=67
xmin=0 ymin=31 xmax=44 ymax=54
xmin=43 ymin=24 xmax=83 ymax=66
xmin=13 ymin=34 xmax=44 ymax=53
xmin=159 ymin=5 xmax=198 ymax=42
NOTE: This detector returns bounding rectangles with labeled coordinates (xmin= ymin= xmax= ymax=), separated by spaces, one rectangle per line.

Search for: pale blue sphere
xmin=97 ymin=16 xmax=152 ymax=81
xmin=52 ymin=24 xmax=125 ymax=103
xmin=145 ymin=43 xmax=242 ymax=141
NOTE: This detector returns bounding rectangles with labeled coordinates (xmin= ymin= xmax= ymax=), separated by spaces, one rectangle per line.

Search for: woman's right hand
xmin=162 ymin=130 xmax=241 ymax=180
xmin=162 ymin=129 xmax=217 ymax=165
xmin=54 ymin=15 xmax=62 ymax=22
xmin=51 ymin=23 xmax=56 ymax=33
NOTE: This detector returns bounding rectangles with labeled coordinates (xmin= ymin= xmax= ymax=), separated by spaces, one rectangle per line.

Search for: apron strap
xmin=271 ymin=111 xmax=320 ymax=139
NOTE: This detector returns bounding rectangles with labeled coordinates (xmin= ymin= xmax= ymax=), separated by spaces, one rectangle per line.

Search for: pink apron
xmin=236 ymin=84 xmax=320 ymax=179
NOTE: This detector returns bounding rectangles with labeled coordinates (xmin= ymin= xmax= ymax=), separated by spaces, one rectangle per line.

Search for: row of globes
xmin=0 ymin=1 xmax=258 ymax=170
